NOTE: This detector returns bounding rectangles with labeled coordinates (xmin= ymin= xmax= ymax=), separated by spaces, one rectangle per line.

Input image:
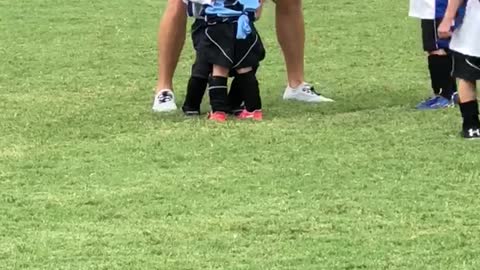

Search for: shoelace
xmin=301 ymin=84 xmax=320 ymax=96
xmin=158 ymin=92 xmax=173 ymax=103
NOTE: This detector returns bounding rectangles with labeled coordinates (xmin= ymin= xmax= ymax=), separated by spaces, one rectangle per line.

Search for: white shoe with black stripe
xmin=152 ymin=90 xmax=177 ymax=113
xmin=283 ymin=83 xmax=334 ymax=103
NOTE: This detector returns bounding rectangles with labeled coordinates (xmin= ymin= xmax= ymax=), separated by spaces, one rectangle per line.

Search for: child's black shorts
xmin=190 ymin=19 xmax=212 ymax=79
xmin=452 ymin=51 xmax=480 ymax=82
xmin=198 ymin=22 xmax=265 ymax=70
xmin=191 ymin=19 xmax=206 ymax=51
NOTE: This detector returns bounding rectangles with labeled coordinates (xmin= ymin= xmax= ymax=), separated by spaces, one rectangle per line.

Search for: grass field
xmin=2 ymin=0 xmax=480 ymax=269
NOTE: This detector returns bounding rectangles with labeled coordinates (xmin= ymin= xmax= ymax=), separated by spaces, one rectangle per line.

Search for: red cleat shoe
xmin=208 ymin=111 xmax=227 ymax=122
xmin=252 ymin=110 xmax=263 ymax=121
xmin=237 ymin=109 xmax=263 ymax=121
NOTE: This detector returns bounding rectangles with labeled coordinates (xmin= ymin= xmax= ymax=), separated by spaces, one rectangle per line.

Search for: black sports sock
xmin=234 ymin=71 xmax=261 ymax=112
xmin=459 ymin=100 xmax=480 ymax=129
xmin=183 ymin=76 xmax=208 ymax=111
xmin=438 ymin=53 xmax=457 ymax=99
xmin=428 ymin=54 xmax=456 ymax=99
xmin=208 ymin=76 xmax=229 ymax=113
xmin=228 ymin=76 xmax=244 ymax=111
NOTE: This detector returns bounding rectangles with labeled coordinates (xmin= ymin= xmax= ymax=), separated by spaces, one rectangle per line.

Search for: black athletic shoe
xmin=182 ymin=105 xmax=201 ymax=116
xmin=461 ymin=127 xmax=480 ymax=140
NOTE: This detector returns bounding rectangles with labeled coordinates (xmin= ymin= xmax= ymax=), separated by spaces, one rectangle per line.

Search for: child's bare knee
xmin=212 ymin=65 xmax=229 ymax=77
xmin=236 ymin=67 xmax=253 ymax=74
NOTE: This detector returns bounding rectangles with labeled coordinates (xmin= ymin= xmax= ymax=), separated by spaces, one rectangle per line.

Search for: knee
xmin=212 ymin=65 xmax=229 ymax=77
xmin=236 ymin=67 xmax=253 ymax=74
xmin=234 ymin=69 xmax=257 ymax=85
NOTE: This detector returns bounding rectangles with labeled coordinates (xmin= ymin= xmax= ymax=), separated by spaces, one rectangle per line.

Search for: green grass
xmin=1 ymin=0 xmax=480 ymax=269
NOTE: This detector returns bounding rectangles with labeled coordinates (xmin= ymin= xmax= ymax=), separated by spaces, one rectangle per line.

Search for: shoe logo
xmin=468 ymin=128 xmax=480 ymax=137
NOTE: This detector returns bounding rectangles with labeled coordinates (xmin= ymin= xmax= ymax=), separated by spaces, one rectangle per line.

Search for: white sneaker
xmin=283 ymin=83 xmax=334 ymax=103
xmin=152 ymin=89 xmax=177 ymax=112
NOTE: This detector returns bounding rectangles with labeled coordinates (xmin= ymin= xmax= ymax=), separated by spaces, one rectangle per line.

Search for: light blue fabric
xmin=204 ymin=3 xmax=243 ymax=18
xmin=239 ymin=0 xmax=259 ymax=12
xmin=236 ymin=14 xmax=251 ymax=39
xmin=204 ymin=0 xmax=260 ymax=39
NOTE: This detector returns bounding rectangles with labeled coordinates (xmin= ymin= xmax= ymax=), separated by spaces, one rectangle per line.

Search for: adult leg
xmin=152 ymin=0 xmax=187 ymax=112
xmin=275 ymin=0 xmax=304 ymax=88
xmin=156 ymin=0 xmax=187 ymax=92
xmin=276 ymin=0 xmax=334 ymax=103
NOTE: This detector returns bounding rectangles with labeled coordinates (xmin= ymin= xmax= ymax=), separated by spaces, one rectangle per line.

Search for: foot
xmin=152 ymin=90 xmax=177 ymax=112
xmin=283 ymin=83 xmax=334 ymax=103
xmin=461 ymin=126 xmax=480 ymax=140
xmin=237 ymin=109 xmax=263 ymax=121
xmin=416 ymin=95 xmax=454 ymax=110
xmin=182 ymin=105 xmax=201 ymax=116
xmin=207 ymin=111 xmax=227 ymax=122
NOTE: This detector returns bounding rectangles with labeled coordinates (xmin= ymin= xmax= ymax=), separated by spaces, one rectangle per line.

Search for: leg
xmin=227 ymin=76 xmax=244 ymax=115
xmin=208 ymin=66 xmax=230 ymax=120
xmin=458 ymin=79 xmax=479 ymax=137
xmin=416 ymin=19 xmax=457 ymax=110
xmin=156 ymin=0 xmax=187 ymax=92
xmin=452 ymin=52 xmax=480 ymax=138
xmin=201 ymin=23 xmax=236 ymax=119
xmin=236 ymin=67 xmax=261 ymax=112
xmin=228 ymin=67 xmax=259 ymax=115
xmin=458 ymin=79 xmax=477 ymax=104
xmin=427 ymin=49 xmax=456 ymax=98
xmin=275 ymin=0 xmax=304 ymax=88
xmin=276 ymin=1 xmax=334 ymax=103
xmin=183 ymin=75 xmax=208 ymax=115
xmin=234 ymin=67 xmax=263 ymax=120
xmin=182 ymin=53 xmax=211 ymax=115
xmin=428 ymin=48 xmax=449 ymax=97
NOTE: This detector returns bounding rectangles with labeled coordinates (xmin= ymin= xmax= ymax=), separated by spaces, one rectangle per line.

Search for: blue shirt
xmin=203 ymin=0 xmax=260 ymax=39
xmin=435 ymin=0 xmax=465 ymax=19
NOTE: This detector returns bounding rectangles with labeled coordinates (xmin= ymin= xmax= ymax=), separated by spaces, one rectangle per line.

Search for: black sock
xmin=228 ymin=76 xmax=244 ymax=111
xmin=459 ymin=100 xmax=480 ymax=129
xmin=428 ymin=54 xmax=456 ymax=99
xmin=183 ymin=76 xmax=208 ymax=111
xmin=208 ymin=76 xmax=229 ymax=113
xmin=234 ymin=71 xmax=261 ymax=112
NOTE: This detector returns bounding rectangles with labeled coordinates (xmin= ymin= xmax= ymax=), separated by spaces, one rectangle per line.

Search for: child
xmin=409 ymin=0 xmax=459 ymax=110
xmin=194 ymin=0 xmax=265 ymax=122
xmin=439 ymin=0 xmax=480 ymax=139
xmin=182 ymin=0 xmax=264 ymax=119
